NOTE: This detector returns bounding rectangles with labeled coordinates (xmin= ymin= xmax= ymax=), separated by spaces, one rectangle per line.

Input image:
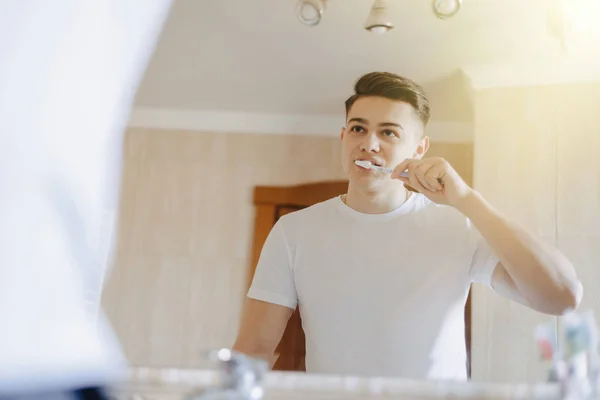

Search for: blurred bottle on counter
xmin=535 ymin=310 xmax=600 ymax=400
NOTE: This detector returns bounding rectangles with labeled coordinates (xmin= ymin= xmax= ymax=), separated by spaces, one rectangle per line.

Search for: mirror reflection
xmin=101 ymin=0 xmax=599 ymax=385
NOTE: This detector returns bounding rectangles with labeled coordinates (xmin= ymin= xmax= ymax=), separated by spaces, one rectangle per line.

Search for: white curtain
xmin=0 ymin=0 xmax=172 ymax=394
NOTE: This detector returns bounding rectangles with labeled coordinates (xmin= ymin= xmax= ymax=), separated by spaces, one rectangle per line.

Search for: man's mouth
xmin=356 ymin=158 xmax=383 ymax=167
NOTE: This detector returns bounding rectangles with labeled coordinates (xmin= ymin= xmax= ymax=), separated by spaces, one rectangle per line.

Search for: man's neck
xmin=343 ymin=183 xmax=410 ymax=214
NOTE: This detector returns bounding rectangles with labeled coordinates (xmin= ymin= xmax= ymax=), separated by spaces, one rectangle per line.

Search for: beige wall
xmin=102 ymin=128 xmax=473 ymax=368
xmin=470 ymin=82 xmax=600 ymax=383
xmin=102 ymin=129 xmax=346 ymax=368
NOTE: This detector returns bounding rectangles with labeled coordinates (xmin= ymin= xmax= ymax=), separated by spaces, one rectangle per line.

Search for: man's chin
xmin=349 ymin=174 xmax=385 ymax=188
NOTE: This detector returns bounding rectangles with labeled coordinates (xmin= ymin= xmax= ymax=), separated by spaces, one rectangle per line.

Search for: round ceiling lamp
xmin=295 ymin=0 xmax=462 ymax=30
xmin=432 ymin=0 xmax=462 ymax=19
xmin=295 ymin=0 xmax=327 ymax=26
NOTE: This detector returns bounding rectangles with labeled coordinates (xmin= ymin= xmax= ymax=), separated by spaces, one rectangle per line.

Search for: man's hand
xmin=392 ymin=158 xmax=582 ymax=315
xmin=391 ymin=157 xmax=472 ymax=208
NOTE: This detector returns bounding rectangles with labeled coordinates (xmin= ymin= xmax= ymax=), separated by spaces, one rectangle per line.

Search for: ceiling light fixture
xmin=295 ymin=0 xmax=327 ymax=26
xmin=294 ymin=0 xmax=463 ymax=30
xmin=432 ymin=0 xmax=462 ymax=19
xmin=364 ymin=0 xmax=394 ymax=34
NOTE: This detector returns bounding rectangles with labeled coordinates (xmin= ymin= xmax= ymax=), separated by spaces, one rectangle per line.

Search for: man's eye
xmin=382 ymin=130 xmax=397 ymax=137
xmin=351 ymin=126 xmax=365 ymax=133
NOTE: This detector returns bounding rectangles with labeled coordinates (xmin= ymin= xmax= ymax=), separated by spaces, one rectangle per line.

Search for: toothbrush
xmin=354 ymin=159 xmax=408 ymax=177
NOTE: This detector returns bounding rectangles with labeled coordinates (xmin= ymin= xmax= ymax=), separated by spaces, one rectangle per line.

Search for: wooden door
xmin=247 ymin=181 xmax=348 ymax=371
xmin=247 ymin=180 xmax=473 ymax=377
xmin=272 ymin=205 xmax=306 ymax=371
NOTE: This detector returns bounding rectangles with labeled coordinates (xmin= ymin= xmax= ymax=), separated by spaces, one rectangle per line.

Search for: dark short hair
xmin=344 ymin=72 xmax=431 ymax=126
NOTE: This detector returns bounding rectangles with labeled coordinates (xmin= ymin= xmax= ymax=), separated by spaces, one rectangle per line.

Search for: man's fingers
xmin=391 ymin=158 xmax=416 ymax=180
xmin=414 ymin=163 xmax=439 ymax=192
xmin=408 ymin=164 xmax=429 ymax=194
xmin=424 ymin=165 xmax=445 ymax=191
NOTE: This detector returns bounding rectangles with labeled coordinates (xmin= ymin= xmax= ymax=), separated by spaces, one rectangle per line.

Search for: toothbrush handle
xmin=377 ymin=165 xmax=407 ymax=177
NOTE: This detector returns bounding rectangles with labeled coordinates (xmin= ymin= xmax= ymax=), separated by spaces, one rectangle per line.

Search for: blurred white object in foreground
xmin=0 ymin=0 xmax=172 ymax=395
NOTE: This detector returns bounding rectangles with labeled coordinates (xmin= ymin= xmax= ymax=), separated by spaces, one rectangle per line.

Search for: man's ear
xmin=340 ymin=127 xmax=345 ymax=140
xmin=414 ymin=136 xmax=430 ymax=159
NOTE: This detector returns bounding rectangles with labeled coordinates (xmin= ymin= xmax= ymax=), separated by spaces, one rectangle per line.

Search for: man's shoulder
xmin=410 ymin=193 xmax=451 ymax=214
xmin=273 ymin=197 xmax=341 ymax=241
xmin=278 ymin=196 xmax=340 ymax=226
xmin=409 ymin=194 xmax=470 ymax=228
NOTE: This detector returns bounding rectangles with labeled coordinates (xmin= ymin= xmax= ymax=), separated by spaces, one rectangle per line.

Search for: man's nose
xmin=360 ymin=131 xmax=380 ymax=152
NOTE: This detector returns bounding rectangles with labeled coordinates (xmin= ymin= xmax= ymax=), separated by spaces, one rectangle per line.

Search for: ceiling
xmin=133 ymin=0 xmax=599 ymax=122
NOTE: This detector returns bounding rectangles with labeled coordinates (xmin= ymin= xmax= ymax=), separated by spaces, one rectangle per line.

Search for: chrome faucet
xmin=185 ymin=349 xmax=268 ymax=400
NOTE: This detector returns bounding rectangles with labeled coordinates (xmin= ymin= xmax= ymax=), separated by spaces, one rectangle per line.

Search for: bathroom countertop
xmin=111 ymin=367 xmax=561 ymax=400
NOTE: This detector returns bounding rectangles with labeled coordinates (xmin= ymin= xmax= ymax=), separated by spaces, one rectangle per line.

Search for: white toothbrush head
xmin=354 ymin=159 xmax=407 ymax=177
xmin=354 ymin=159 xmax=375 ymax=169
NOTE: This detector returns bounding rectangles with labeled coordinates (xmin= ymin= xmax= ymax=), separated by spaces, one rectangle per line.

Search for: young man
xmin=232 ymin=72 xmax=582 ymax=380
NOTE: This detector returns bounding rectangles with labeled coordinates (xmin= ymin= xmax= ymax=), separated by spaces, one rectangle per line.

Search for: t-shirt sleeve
xmin=467 ymin=219 xmax=500 ymax=286
xmin=247 ymin=219 xmax=298 ymax=310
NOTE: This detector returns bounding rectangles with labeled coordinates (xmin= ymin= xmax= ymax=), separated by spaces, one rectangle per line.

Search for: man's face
xmin=341 ymin=96 xmax=429 ymax=189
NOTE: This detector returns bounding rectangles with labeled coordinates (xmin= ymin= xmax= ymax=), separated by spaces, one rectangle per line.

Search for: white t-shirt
xmin=247 ymin=193 xmax=499 ymax=381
